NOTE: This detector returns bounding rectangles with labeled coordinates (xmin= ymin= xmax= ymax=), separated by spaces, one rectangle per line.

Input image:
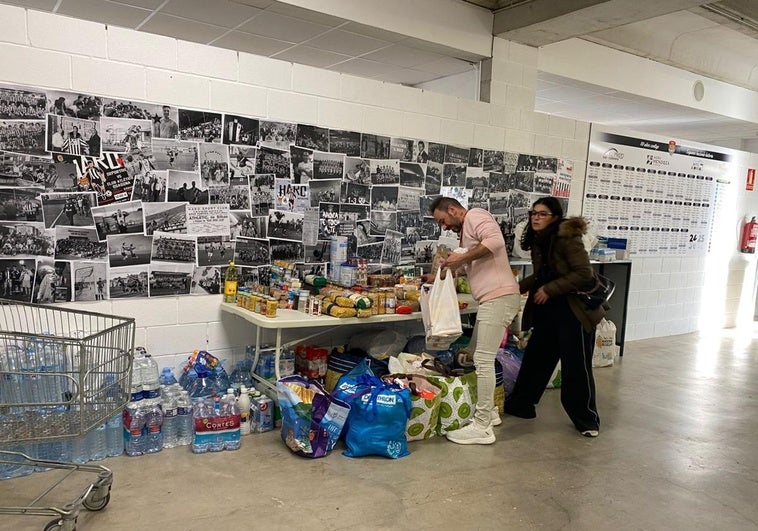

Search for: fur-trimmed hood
xmin=558 ymin=216 xmax=587 ymax=239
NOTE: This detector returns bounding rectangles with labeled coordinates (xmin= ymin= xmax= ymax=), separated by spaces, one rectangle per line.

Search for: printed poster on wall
xmin=584 ymin=125 xmax=736 ymax=256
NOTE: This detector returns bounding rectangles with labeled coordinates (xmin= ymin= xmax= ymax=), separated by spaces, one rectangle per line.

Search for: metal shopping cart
xmin=0 ymin=299 xmax=134 ymax=531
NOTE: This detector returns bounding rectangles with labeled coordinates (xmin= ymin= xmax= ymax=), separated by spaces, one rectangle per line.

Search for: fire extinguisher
xmin=741 ymin=216 xmax=758 ymax=253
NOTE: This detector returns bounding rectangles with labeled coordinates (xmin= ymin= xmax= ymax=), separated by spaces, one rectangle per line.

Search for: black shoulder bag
xmin=575 ymin=271 xmax=615 ymax=310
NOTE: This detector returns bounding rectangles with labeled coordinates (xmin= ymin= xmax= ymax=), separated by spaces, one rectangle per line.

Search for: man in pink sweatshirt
xmin=430 ymin=196 xmax=520 ymax=444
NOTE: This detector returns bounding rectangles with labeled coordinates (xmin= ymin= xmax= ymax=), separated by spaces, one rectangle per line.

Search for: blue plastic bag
xmin=341 ymin=374 xmax=412 ymax=459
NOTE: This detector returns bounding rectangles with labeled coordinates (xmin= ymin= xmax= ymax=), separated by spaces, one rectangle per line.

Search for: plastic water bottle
xmin=207 ymin=397 xmax=225 ymax=452
xmin=39 ymin=338 xmax=65 ymax=403
xmin=159 ymin=367 xmax=178 ymax=387
xmin=0 ymin=444 xmax=34 ymax=479
xmin=279 ymin=348 xmax=295 ymax=378
xmin=222 ymin=389 xmax=241 ymax=451
xmin=178 ymin=363 xmax=192 ymax=390
xmin=70 ymin=432 xmax=90 ymax=464
xmin=191 ymin=398 xmax=213 ymax=454
xmin=23 ymin=341 xmax=43 ymax=404
xmin=143 ymin=402 xmax=163 ymax=453
xmin=253 ymin=393 xmax=274 ymax=433
xmin=229 ymin=361 xmax=252 ymax=394
xmin=32 ymin=437 xmax=69 ymax=472
xmin=141 ymin=354 xmax=161 ymax=403
xmin=176 ymin=391 xmax=194 ymax=447
xmin=0 ymin=345 xmax=23 ymax=406
xmin=123 ymin=403 xmax=146 ymax=457
xmin=105 ymin=413 xmax=123 ymax=457
xmin=249 ymin=389 xmax=261 ymax=433
xmin=87 ymin=422 xmax=108 ymax=461
xmin=238 ymin=385 xmax=251 ymax=436
xmin=161 ymin=393 xmax=179 ymax=449
xmin=130 ymin=353 xmax=144 ymax=402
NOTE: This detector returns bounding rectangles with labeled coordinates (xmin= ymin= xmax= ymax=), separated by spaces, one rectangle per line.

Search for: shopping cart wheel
xmin=44 ymin=517 xmax=77 ymax=531
xmin=83 ymin=490 xmax=111 ymax=512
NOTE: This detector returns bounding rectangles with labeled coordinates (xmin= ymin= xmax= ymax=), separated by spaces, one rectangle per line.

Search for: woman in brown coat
xmin=505 ymin=196 xmax=604 ymax=437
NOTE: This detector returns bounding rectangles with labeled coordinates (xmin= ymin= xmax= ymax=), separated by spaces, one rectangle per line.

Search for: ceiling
xmin=2 ymin=0 xmax=757 ymax=148
xmin=0 ymin=0 xmax=478 ymax=86
xmin=485 ymin=0 xmax=758 ymax=148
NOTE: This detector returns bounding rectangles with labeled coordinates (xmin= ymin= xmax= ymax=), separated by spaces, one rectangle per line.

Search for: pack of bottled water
xmin=0 ymin=336 xmax=68 ymax=407
xmin=123 ymin=347 xmax=164 ymax=456
xmin=191 ymin=389 xmax=241 ymax=453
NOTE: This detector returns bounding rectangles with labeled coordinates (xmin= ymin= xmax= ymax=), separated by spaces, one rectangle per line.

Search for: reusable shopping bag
xmin=421 ymin=362 xmax=477 ymax=435
xmin=341 ymin=374 xmax=412 ymax=458
xmin=277 ymin=375 xmax=350 ymax=458
xmin=420 ymin=269 xmax=462 ymax=351
xmin=384 ymin=374 xmax=442 ymax=441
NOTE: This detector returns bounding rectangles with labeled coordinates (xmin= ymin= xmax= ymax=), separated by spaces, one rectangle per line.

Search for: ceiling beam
xmin=493 ymin=0 xmax=607 ymax=33
xmin=494 ymin=0 xmax=713 ymax=46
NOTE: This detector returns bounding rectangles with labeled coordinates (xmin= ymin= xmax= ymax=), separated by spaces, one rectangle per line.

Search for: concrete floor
xmin=2 ymin=327 xmax=758 ymax=531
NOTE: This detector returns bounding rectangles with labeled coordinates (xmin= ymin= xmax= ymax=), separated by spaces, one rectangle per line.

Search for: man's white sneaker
xmin=446 ymin=423 xmax=496 ymax=445
xmin=491 ymin=409 xmax=502 ymax=426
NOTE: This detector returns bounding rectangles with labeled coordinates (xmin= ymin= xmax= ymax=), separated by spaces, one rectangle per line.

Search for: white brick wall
xmin=0 ymin=43 xmax=71 ymax=88
xmin=209 ymin=80 xmax=268 ymax=117
xmin=177 ymin=41 xmax=238 ymax=81
xmin=72 ymin=56 xmax=146 ymax=99
xmin=416 ymin=90 xmax=458 ymax=120
xmin=505 ymin=128 xmax=535 ymax=154
xmin=239 ymin=53 xmax=292 ymax=91
xmin=382 ymin=83 xmax=422 ymax=114
xmin=534 ymin=134 xmax=563 ymax=157
xmin=520 ymin=111 xmax=550 ymax=134
xmin=402 ymin=112 xmax=442 ymax=140
xmin=473 ymin=124 xmax=505 ymax=150
xmin=317 ymin=99 xmax=364 ymax=130
xmin=292 ymin=64 xmax=340 ymax=98
xmin=363 ymin=105 xmax=404 ymax=137
xmin=8 ymin=9 xmax=758 ymax=371
xmin=268 ymin=89 xmax=318 ymax=124
xmin=457 ymin=98 xmax=491 ymax=125
xmin=340 ymin=74 xmax=385 ymax=108
xmin=108 ymin=26 xmax=176 ymax=70
xmin=4 ymin=7 xmax=753 ymax=361
xmin=440 ymin=119 xmax=475 ymax=146
xmin=0 ymin=4 xmax=27 ymax=45
xmin=146 ymin=69 xmax=209 ymax=109
xmin=28 ymin=10 xmax=107 ymax=58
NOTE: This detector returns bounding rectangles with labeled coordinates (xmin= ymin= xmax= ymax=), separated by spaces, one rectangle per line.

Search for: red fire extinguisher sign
xmin=741 ymin=217 xmax=758 ymax=253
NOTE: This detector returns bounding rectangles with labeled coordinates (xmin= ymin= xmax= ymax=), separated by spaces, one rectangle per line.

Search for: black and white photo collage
xmin=0 ymin=81 xmax=572 ymax=303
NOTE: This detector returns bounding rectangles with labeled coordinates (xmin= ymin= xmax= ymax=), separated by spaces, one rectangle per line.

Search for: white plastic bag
xmin=349 ymin=328 xmax=406 ymax=359
xmin=593 ymin=318 xmax=617 ymax=367
xmin=420 ymin=269 xmax=462 ymax=351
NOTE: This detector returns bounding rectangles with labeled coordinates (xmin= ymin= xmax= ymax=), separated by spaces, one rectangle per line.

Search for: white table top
xmin=220 ymin=293 xmax=478 ymax=330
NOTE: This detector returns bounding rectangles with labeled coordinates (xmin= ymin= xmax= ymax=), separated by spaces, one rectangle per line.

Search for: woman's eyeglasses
xmin=529 ymin=211 xmax=553 ymax=219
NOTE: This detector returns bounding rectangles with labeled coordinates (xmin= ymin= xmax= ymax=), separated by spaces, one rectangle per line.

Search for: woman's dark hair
xmin=520 ymin=196 xmax=565 ymax=251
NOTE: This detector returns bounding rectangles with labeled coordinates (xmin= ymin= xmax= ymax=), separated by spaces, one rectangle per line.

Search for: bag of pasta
xmin=276 ymin=375 xmax=351 ymax=458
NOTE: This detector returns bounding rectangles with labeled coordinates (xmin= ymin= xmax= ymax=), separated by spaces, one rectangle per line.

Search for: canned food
xmin=385 ymin=294 xmax=396 ymax=314
xmin=266 ymin=297 xmax=278 ymax=318
xmin=376 ymin=291 xmax=386 ymax=315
